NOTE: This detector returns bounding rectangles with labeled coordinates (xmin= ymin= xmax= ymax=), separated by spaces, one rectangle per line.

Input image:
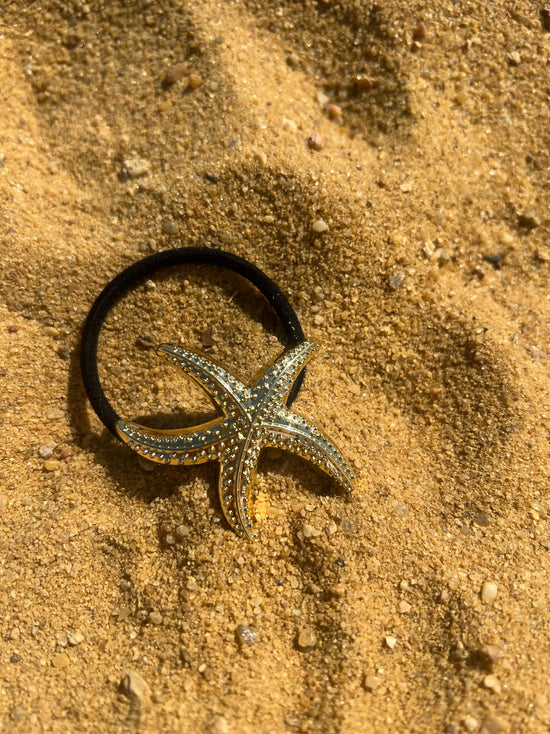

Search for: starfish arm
xmin=116 ymin=415 xmax=244 ymax=465
xmin=263 ymin=411 xmax=355 ymax=494
xmin=218 ymin=436 xmax=261 ymax=539
xmin=252 ymin=340 xmax=319 ymax=417
xmin=156 ymin=343 xmax=250 ymax=417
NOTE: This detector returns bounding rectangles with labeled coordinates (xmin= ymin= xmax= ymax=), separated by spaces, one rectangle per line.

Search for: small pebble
xmin=162 ymin=219 xmax=179 ymax=236
xmin=317 ymin=90 xmax=329 ymax=106
xmin=175 ymin=524 xmax=191 ymax=540
xmin=423 ymin=241 xmax=436 ymax=258
xmin=363 ymin=674 xmax=380 ymax=692
xmin=136 ymin=333 xmax=156 ymax=349
xmin=326 ymin=103 xmax=342 ymax=119
xmin=307 ymin=133 xmax=323 ymax=151
xmin=284 ymin=715 xmax=303 ymax=728
xmin=199 ymin=663 xmax=215 ymax=682
xmin=463 ymin=715 xmax=479 ymax=733
xmin=398 ymin=600 xmax=412 ymax=614
xmin=253 ymin=150 xmax=267 ymax=166
xmin=394 ymin=502 xmax=410 ymax=520
xmin=454 ymin=90 xmax=469 ymax=106
xmin=198 ymin=327 xmax=215 ymax=350
xmin=413 ymin=22 xmax=427 ymax=40
xmin=354 ymin=76 xmax=374 ymax=92
xmin=286 ymin=52 xmax=300 ymax=68
xmin=116 ymin=606 xmax=132 ymax=621
xmin=435 ymin=248 xmax=451 ymax=265
xmin=120 ymin=670 xmax=150 ymax=700
xmin=188 ymin=73 xmax=203 ymax=90
xmin=527 ymin=345 xmax=541 ymax=361
xmin=162 ymin=62 xmax=187 ymax=85
xmin=51 ymin=652 xmax=70 ymax=669
xmin=312 ymin=219 xmax=329 ymax=233
xmin=235 ymin=625 xmax=259 ymax=646
xmin=483 ymin=674 xmax=502 ymax=693
xmin=282 ymin=117 xmax=298 ymax=133
xmin=65 ymin=630 xmax=83 ymax=646
xmin=481 ymin=644 xmax=505 ymax=663
xmin=473 ymin=512 xmax=491 ymax=527
xmin=385 ymin=635 xmax=397 ymax=650
xmin=329 ymin=583 xmax=346 ymax=599
xmin=43 ymin=459 xmax=61 ymax=472
xmin=482 ymin=252 xmax=504 ymax=268
xmin=480 ymin=582 xmax=498 ymax=604
xmin=389 ymin=273 xmax=406 ymax=290
xmin=38 ymin=444 xmax=56 ymax=459
xmin=149 ymin=611 xmax=163 ymax=625
xmin=302 ymin=522 xmax=321 ymax=537
xmin=340 ymin=517 xmax=356 ymax=533
xmin=507 ymin=51 xmax=521 ymax=66
xmin=297 ymin=628 xmax=317 ymax=650
xmin=47 ymin=408 xmax=65 ymax=421
xmin=186 ymin=576 xmax=199 ymax=592
xmin=123 ymin=158 xmax=150 ymax=178
xmin=480 ymin=715 xmax=508 ymax=734
xmin=58 ymin=444 xmax=72 ymax=460
xmin=180 ymin=648 xmax=192 ymax=667
xmin=210 ymin=716 xmax=230 ymax=734
xmin=517 ymin=212 xmax=540 ymax=230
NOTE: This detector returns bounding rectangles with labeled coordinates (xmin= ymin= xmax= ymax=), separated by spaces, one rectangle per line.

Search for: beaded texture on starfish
xmin=116 ymin=340 xmax=354 ymax=538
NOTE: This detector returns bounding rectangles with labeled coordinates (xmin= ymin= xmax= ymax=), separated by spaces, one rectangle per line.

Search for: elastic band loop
xmin=81 ymin=247 xmax=306 ymax=436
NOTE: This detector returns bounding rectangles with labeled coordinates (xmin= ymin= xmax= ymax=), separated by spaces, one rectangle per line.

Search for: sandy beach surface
xmin=1 ymin=1 xmax=549 ymax=732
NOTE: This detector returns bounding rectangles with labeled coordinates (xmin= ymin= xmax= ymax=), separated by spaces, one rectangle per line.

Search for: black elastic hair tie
xmin=80 ymin=247 xmax=306 ymax=437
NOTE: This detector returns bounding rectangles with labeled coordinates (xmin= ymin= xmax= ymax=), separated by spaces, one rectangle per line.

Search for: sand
xmin=1 ymin=1 xmax=549 ymax=732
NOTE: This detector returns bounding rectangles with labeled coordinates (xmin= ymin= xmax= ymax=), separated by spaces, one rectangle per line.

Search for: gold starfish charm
xmin=116 ymin=340 xmax=354 ymax=538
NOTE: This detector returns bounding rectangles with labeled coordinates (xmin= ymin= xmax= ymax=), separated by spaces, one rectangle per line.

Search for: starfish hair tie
xmin=81 ymin=247 xmax=354 ymax=539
